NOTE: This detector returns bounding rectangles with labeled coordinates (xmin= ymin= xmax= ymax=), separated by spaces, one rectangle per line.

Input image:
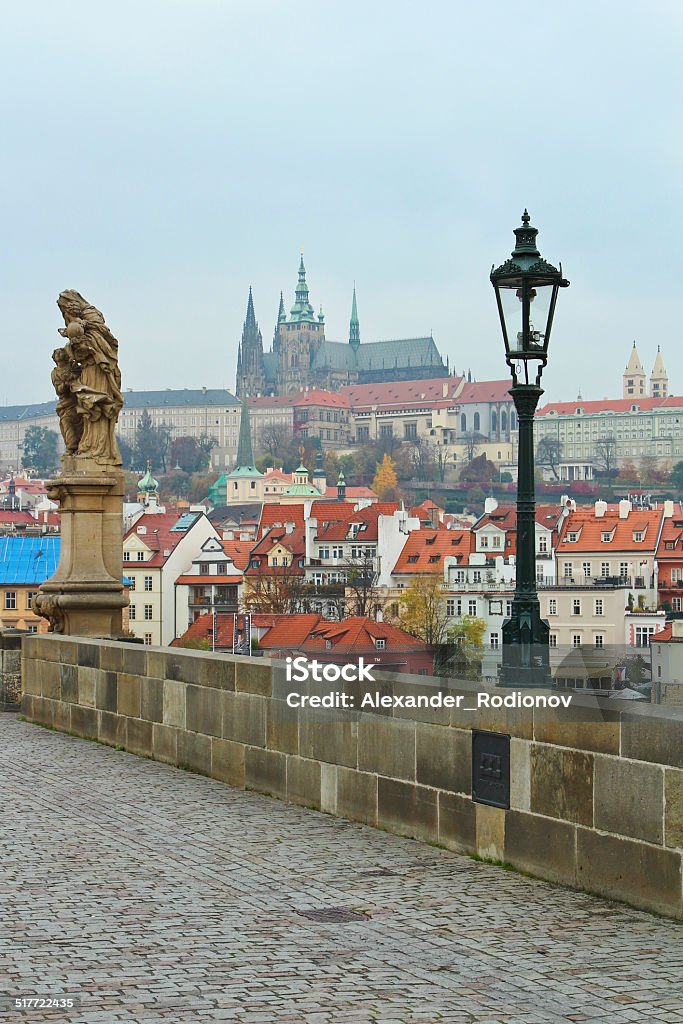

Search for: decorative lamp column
xmin=490 ymin=211 xmax=569 ymax=687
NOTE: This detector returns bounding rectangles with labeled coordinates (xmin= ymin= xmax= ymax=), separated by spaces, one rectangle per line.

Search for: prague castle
xmin=235 ymin=255 xmax=448 ymax=398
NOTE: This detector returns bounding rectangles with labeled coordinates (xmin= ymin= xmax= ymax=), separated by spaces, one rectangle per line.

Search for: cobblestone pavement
xmin=2 ymin=717 xmax=683 ymax=1024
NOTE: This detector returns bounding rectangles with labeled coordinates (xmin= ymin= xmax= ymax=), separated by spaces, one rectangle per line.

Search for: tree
xmin=408 ymin=439 xmax=436 ymax=480
xmin=434 ymin=443 xmax=453 ymax=483
xmin=618 ymin=458 xmax=638 ymax=482
xmin=593 ymin=435 xmax=617 ymax=478
xmin=638 ymin=455 xmax=659 ymax=487
xmin=257 ymin=422 xmax=290 ymax=460
xmin=160 ymin=469 xmax=191 ymax=500
xmin=372 ymin=454 xmax=399 ymax=500
xmin=169 ymin=436 xmax=206 ymax=474
xmin=439 ymin=615 xmax=486 ymax=680
xmin=244 ymin=562 xmax=308 ymax=615
xmin=133 ymin=410 xmax=172 ymax=472
xmin=459 ymin=454 xmax=495 ymax=483
xmin=21 ymin=426 xmax=59 ymax=475
xmin=396 ymin=576 xmax=451 ymax=645
xmin=671 ymin=461 xmax=683 ymax=490
xmin=197 ymin=433 xmax=218 ymax=468
xmin=536 ymin=436 xmax=562 ymax=480
xmin=117 ymin=434 xmax=134 ymax=470
xmin=462 ymin=432 xmax=480 ymax=463
xmin=344 ymin=553 xmax=381 ymax=618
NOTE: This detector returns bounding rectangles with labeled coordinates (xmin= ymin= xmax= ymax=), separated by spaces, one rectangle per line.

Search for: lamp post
xmin=491 ymin=211 xmax=569 ymax=688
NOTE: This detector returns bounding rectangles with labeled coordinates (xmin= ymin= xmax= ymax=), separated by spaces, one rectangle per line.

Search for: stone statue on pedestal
xmin=35 ymin=292 xmax=128 ymax=637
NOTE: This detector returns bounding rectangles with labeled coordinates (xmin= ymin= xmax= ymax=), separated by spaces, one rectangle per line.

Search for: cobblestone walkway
xmin=2 ymin=717 xmax=683 ymax=1024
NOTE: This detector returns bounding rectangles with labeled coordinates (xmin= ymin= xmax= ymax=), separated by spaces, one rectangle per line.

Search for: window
xmin=271 ymin=557 xmax=278 ymax=567
xmin=594 ymin=599 xmax=603 ymax=616
xmin=144 ymin=633 xmax=153 ymax=646
xmin=549 ymin=633 xmax=558 ymax=648
xmin=619 ymin=562 xmax=629 ymax=578
xmin=375 ymin=638 xmax=386 ymax=650
xmin=634 ymin=625 xmax=655 ymax=648
xmin=492 ymin=535 xmax=501 ymax=548
xmin=428 ymin=555 xmax=440 ymax=564
xmin=572 ymin=599 xmax=581 ymax=615
xmin=582 ymin=562 xmax=591 ymax=578
xmin=318 ymin=547 xmax=329 ymax=559
xmin=332 ymin=546 xmax=343 ymax=558
xmin=217 ymin=562 xmax=227 ymax=574
xmin=27 ymin=624 xmax=38 ymax=634
xmin=468 ymin=600 xmax=477 ymax=616
xmin=539 ymin=536 xmax=548 ymax=553
xmin=404 ymin=423 xmax=417 ymax=440
xmin=144 ymin=604 xmax=153 ymax=620
xmin=673 ymin=598 xmax=682 ymax=612
xmin=506 ymin=601 xmax=513 ymax=617
xmin=490 ymin=632 xmax=499 ymax=649
xmin=595 ymin=634 xmax=604 ymax=648
xmin=124 ymin=551 xmax=131 ymax=561
xmin=573 ymin=634 xmax=582 ymax=647
xmin=672 ymin=568 xmax=682 ymax=582
xmin=473 ymin=412 xmax=480 ymax=432
xmin=548 ymin=599 xmax=557 ymax=615
xmin=563 ymin=563 xmax=572 ymax=579
xmin=601 ymin=562 xmax=610 ymax=577
xmin=137 ymin=552 xmax=146 ymax=561
xmin=4 ymin=591 xmax=16 ymax=610
xmin=144 ymin=576 xmax=153 ymax=592
xmin=200 ymin=563 xmax=210 ymax=575
xmin=26 ymin=591 xmax=36 ymax=609
xmin=472 ymin=570 xmax=481 ymax=583
xmin=447 ymin=598 xmax=461 ymax=616
xmin=128 ymin=577 xmax=136 ymax=591
xmin=407 ymin=554 xmax=419 ymax=564
xmin=633 ymin=531 xmax=644 ymax=542
xmin=567 ymin=532 xmax=578 ymax=542
xmin=480 ymin=536 xmax=489 ymax=549
xmin=460 ymin=413 xmax=467 ymax=432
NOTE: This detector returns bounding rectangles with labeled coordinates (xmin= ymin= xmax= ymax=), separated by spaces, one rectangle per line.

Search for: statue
xmin=52 ymin=290 xmax=124 ymax=466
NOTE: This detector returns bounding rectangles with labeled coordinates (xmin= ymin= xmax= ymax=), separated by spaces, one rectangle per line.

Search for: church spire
xmin=349 ymin=283 xmax=360 ymax=350
xmin=245 ymin=285 xmax=256 ymax=327
xmin=277 ymin=290 xmax=286 ymax=323
xmin=651 ymin=345 xmax=668 ymax=398
xmin=235 ymin=287 xmax=265 ymax=399
xmin=289 ymin=252 xmax=316 ymax=323
xmin=623 ymin=340 xmax=646 ymax=398
xmin=234 ymin=402 xmax=258 ymax=472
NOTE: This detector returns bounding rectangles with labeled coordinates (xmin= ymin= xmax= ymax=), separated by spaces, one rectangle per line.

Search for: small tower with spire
xmin=225 ymin=402 xmax=264 ymax=503
xmin=235 ymin=287 xmax=265 ymax=399
xmin=349 ymin=284 xmax=360 ymax=350
xmin=623 ymin=341 xmax=646 ymax=399
xmin=650 ymin=346 xmax=668 ymax=398
xmin=275 ymin=253 xmax=325 ymax=393
xmin=312 ymin=448 xmax=327 ymax=494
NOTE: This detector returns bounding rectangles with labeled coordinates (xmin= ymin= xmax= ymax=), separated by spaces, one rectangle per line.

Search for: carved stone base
xmin=36 ymin=456 xmax=127 ymax=637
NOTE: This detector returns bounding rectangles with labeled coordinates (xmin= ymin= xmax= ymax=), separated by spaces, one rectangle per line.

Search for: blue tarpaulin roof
xmin=0 ymin=536 xmax=60 ymax=585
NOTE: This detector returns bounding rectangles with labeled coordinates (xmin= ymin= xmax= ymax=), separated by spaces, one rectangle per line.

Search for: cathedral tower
xmin=235 ymin=287 xmax=265 ymax=399
xmin=650 ymin=346 xmax=668 ymax=398
xmin=349 ymin=284 xmax=360 ymax=350
xmin=623 ymin=341 xmax=646 ymax=399
xmin=276 ymin=254 xmax=325 ymax=393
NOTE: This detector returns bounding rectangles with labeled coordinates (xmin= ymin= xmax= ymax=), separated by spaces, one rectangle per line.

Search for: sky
xmin=2 ymin=0 xmax=683 ymax=406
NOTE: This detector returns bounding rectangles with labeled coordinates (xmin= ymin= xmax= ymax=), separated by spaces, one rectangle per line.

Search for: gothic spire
xmin=245 ymin=285 xmax=256 ymax=328
xmin=349 ymin=283 xmax=360 ymax=349
xmin=289 ymin=252 xmax=316 ymax=323
xmin=277 ymin=290 xmax=286 ymax=324
xmin=235 ymin=402 xmax=257 ymax=471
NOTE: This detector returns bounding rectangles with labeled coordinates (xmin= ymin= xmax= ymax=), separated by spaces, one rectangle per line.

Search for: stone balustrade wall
xmin=21 ymin=635 xmax=683 ymax=920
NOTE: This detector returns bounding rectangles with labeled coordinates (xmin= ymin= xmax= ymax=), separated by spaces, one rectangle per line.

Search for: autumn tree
xmin=443 ymin=615 xmax=486 ymax=680
xmin=396 ymin=575 xmax=451 ymax=645
xmin=244 ymin=562 xmax=307 ymax=615
xmin=459 ymin=453 xmax=495 ymax=483
xmin=21 ymin=426 xmax=59 ymax=475
xmin=170 ymin=436 xmax=206 ymax=474
xmin=593 ymin=435 xmax=617 ymax=478
xmin=372 ymin=454 xmax=399 ymax=500
xmin=671 ymin=461 xmax=683 ymax=490
xmin=536 ymin=436 xmax=562 ymax=480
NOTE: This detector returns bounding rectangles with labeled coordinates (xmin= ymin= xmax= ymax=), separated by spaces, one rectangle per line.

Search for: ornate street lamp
xmin=491 ymin=211 xmax=569 ymax=688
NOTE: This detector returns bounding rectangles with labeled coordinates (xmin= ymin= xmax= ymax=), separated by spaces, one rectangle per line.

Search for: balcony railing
xmin=539 ymin=576 xmax=649 ymax=590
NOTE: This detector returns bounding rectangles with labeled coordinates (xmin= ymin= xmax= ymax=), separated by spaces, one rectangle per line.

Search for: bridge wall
xmin=21 ymin=635 xmax=683 ymax=919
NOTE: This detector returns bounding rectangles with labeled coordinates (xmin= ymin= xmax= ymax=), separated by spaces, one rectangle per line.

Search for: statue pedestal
xmin=36 ymin=455 xmax=127 ymax=637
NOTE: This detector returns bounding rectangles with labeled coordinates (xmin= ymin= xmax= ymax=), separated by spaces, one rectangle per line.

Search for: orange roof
xmin=175 ymin=574 xmax=243 ymax=585
xmin=301 ymin=616 xmax=428 ymax=653
xmin=123 ymin=511 xmax=203 ymax=567
xmin=258 ymin=613 xmax=325 ymax=648
xmin=393 ymin=529 xmax=474 ymax=573
xmin=537 ymin=396 xmax=683 ymax=416
xmin=557 ymin=506 xmax=664 ymax=553
xmin=314 ymin=502 xmax=399 ymax=542
xmin=259 ymin=504 xmax=305 ymax=535
xmin=292 ymin=390 xmax=350 ymax=408
xmin=656 ymin=510 xmax=683 ymax=558
xmin=221 ymin=539 xmax=253 ymax=571
xmin=171 ymin=613 xmax=235 ymax=648
xmin=341 ymin=377 xmax=463 ymax=409
xmin=321 ymin=485 xmax=377 ymax=501
xmin=456 ymin=380 xmax=512 ymax=403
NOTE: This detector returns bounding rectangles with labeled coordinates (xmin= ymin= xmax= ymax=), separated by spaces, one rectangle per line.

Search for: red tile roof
xmin=301 ymin=616 xmax=428 ymax=653
xmin=221 ymin=539 xmax=253 ymax=571
xmin=314 ymin=502 xmax=399 ymax=542
xmin=341 ymin=377 xmax=463 ymax=409
xmin=556 ymin=506 xmax=664 ymax=553
xmin=258 ymin=614 xmax=325 ymax=649
xmin=393 ymin=529 xmax=474 ymax=573
xmin=171 ymin=612 xmax=235 ymax=648
xmin=175 ymin=574 xmax=243 ymax=585
xmin=456 ymin=380 xmax=512 ymax=403
xmin=537 ymin=396 xmax=683 ymax=416
xmin=259 ymin=504 xmax=305 ymax=536
xmin=292 ymin=390 xmax=350 ymax=408
xmin=321 ymin=486 xmax=377 ymax=501
xmin=123 ymin=511 xmax=202 ymax=567
xmin=0 ymin=510 xmax=35 ymax=525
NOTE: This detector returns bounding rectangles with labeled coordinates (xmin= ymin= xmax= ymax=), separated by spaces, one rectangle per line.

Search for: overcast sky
xmin=2 ymin=1 xmax=682 ymax=405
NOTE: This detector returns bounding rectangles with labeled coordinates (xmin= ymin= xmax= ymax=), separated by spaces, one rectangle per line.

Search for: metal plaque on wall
xmin=472 ymin=730 xmax=510 ymax=809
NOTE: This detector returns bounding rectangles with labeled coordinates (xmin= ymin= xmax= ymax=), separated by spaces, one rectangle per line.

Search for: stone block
xmin=534 ymin=704 xmax=620 ymax=755
xmin=509 ymin=738 xmax=530 ymax=811
xmin=21 ymin=660 xmax=41 ymax=696
xmin=198 ymin=655 xmax=235 ymax=691
xmin=211 ymin=737 xmax=245 ymax=787
xmin=140 ymin=677 xmax=164 ymax=723
xmin=390 ymin=678 xmax=453 ymax=726
xmin=245 ymin=746 xmax=286 ymax=797
xmin=177 ymin=730 xmax=211 ymax=775
xmin=147 ymin=649 xmax=171 ymax=680
xmin=476 ymin=802 xmax=506 ymax=860
xmin=336 ymin=766 xmax=376 ymax=826
xmin=416 ymin=724 xmax=470 ymax=794
xmin=666 ymin=769 xmax=683 ymax=849
xmin=505 ymin=810 xmax=576 ymax=885
xmin=99 ymin=644 xmax=124 ymax=673
xmin=20 ymin=634 xmax=42 ymax=661
xmin=119 ymin=644 xmax=147 ymax=677
xmin=358 ymin=716 xmax=415 ymax=781
xmin=52 ymin=700 xmax=71 ymax=732
xmin=576 ymin=827 xmax=682 ymax=917
xmin=98 ymin=711 xmax=126 ymax=747
xmin=152 ymin=723 xmax=178 ymax=765
xmin=594 ymin=756 xmax=663 ymax=843
xmin=221 ymin=692 xmax=266 ymax=747
xmin=530 ymin=745 xmax=594 ymax=826
xmin=438 ymin=792 xmax=475 ymax=853
xmin=267 ymin=700 xmax=299 ymax=754
xmin=163 ymin=679 xmax=186 ymax=729
xmin=70 ymin=704 xmax=98 ymax=740
xmin=78 ymin=666 xmax=99 ymax=708
xmin=286 ymin=756 xmax=321 ymax=808
xmin=96 ymin=671 xmax=118 ymax=713
xmin=127 ymin=717 xmax=153 ymax=758
xmin=77 ymin=642 xmax=100 ymax=669
xmin=153 ymin=650 xmax=203 ymax=685
xmin=621 ymin=709 xmax=683 ymax=769
xmin=40 ymin=661 xmax=61 ymax=701
xmin=21 ymin=694 xmax=35 ymax=719
xmin=56 ymin=639 xmax=79 ymax=665
xmin=377 ymin=778 xmax=437 ymax=842
xmin=321 ymin=764 xmax=337 ymax=814
xmin=299 ymin=708 xmax=358 ymax=769
xmin=453 ymin=695 xmax=533 ymax=740
xmin=34 ymin=697 xmax=55 ymax=726
xmin=236 ymin=659 xmax=272 ymax=697
xmin=59 ymin=664 xmax=79 ymax=704
xmin=186 ymin=684 xmax=223 ymax=737
xmin=117 ymin=673 xmax=141 ymax=718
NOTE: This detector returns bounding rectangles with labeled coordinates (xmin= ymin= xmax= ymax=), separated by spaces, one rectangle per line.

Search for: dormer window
xmin=567 ymin=532 xmax=578 ymax=542
xmin=375 ymin=638 xmax=386 ymax=650
xmin=407 ymin=554 xmax=419 ymax=564
xmin=428 ymin=555 xmax=440 ymax=564
xmin=325 ymin=639 xmax=332 ymax=649
xmin=601 ymin=532 xmax=612 ymax=543
xmin=633 ymin=531 xmax=644 ymax=542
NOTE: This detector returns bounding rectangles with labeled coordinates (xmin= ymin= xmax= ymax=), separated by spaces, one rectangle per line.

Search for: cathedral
xmin=622 ymin=341 xmax=669 ymax=399
xmin=235 ymin=256 xmax=448 ymax=398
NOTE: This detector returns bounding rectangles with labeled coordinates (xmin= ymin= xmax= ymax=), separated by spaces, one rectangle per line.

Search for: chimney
xmin=484 ymin=496 xmax=498 ymax=514
xmin=442 ymin=382 xmax=448 ymax=398
xmin=594 ymin=500 xmax=607 ymax=519
xmin=673 ymin=620 xmax=683 ymax=639
xmin=663 ymin=499 xmax=674 ymax=519
xmin=285 ymin=521 xmax=295 ymax=534
xmin=618 ymin=499 xmax=632 ymax=520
